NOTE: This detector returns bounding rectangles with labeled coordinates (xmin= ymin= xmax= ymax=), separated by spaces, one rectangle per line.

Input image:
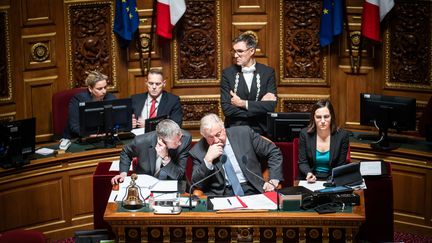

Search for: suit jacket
xmin=298 ymin=128 xmax=349 ymax=180
xmin=63 ymin=90 xmax=116 ymax=139
xmin=189 ymin=126 xmax=283 ymax=196
xmin=119 ymin=129 xmax=191 ymax=181
xmin=131 ymin=91 xmax=183 ymax=127
xmin=221 ymin=63 xmax=277 ymax=135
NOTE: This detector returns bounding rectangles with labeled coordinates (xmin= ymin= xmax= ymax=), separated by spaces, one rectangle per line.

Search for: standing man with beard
xmin=221 ymin=33 xmax=277 ymax=135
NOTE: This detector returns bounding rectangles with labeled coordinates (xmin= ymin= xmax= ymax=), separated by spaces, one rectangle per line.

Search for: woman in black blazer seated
xmin=298 ymin=99 xmax=349 ymax=182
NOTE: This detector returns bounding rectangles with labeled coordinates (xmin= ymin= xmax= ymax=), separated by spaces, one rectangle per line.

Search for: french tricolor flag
xmin=156 ymin=0 xmax=186 ymax=39
xmin=361 ymin=0 xmax=394 ymax=41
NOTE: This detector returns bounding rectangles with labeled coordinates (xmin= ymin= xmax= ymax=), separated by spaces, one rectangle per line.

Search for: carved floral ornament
xmin=30 ymin=42 xmax=49 ymax=62
xmin=138 ymin=33 xmax=151 ymax=53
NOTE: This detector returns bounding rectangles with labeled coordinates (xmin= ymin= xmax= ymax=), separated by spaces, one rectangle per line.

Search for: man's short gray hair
xmin=156 ymin=119 xmax=182 ymax=139
xmin=200 ymin=113 xmax=224 ymax=136
xmin=233 ymin=33 xmax=257 ymax=49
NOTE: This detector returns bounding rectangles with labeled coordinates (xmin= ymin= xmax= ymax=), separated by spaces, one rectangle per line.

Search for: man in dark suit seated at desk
xmin=189 ymin=113 xmax=283 ymax=196
xmin=111 ymin=119 xmax=191 ymax=191
xmin=131 ymin=68 xmax=183 ymax=130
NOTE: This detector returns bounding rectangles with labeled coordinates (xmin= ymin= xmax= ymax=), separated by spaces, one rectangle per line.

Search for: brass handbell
xmin=122 ymin=173 xmax=144 ymax=210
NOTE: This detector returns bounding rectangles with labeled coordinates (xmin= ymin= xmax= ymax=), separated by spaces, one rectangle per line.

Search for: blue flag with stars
xmin=114 ymin=0 xmax=139 ymax=48
xmin=319 ymin=0 xmax=343 ymax=47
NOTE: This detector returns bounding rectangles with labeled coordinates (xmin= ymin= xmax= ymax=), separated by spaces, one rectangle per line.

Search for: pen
xmin=114 ymin=194 xmax=118 ymax=201
xmin=227 ymin=199 xmax=232 ymax=205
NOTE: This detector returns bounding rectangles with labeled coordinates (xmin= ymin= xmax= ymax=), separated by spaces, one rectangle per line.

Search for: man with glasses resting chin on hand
xmin=221 ymin=33 xmax=277 ymax=136
xmin=111 ymin=119 xmax=191 ymax=192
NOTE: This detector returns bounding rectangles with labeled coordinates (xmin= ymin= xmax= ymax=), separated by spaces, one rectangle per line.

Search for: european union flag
xmin=319 ymin=0 xmax=343 ymax=47
xmin=114 ymin=0 xmax=139 ymax=48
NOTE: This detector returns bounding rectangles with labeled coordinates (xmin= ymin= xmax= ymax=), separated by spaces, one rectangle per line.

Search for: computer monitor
xmin=266 ymin=112 xmax=310 ymax=142
xmin=145 ymin=115 xmax=168 ymax=133
xmin=0 ymin=117 xmax=36 ymax=169
xmin=79 ymin=98 xmax=132 ymax=147
xmin=360 ymin=93 xmax=416 ymax=150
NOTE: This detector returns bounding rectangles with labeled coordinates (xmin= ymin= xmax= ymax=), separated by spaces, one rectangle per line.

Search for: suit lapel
xmin=137 ymin=93 xmax=148 ymax=116
xmin=148 ymin=134 xmax=158 ymax=174
xmin=238 ymin=74 xmax=250 ymax=98
xmin=329 ymin=134 xmax=336 ymax=165
xmin=225 ymin=130 xmax=244 ymax=171
xmin=311 ymin=133 xmax=317 ymax=166
xmin=157 ymin=92 xmax=167 ymax=116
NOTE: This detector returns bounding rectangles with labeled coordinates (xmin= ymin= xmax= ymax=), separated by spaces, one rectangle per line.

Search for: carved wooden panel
xmin=278 ymin=94 xmax=329 ymax=112
xmin=392 ymin=165 xmax=428 ymax=227
xmin=0 ymin=179 xmax=63 ymax=231
xmin=180 ymin=95 xmax=221 ymax=129
xmin=0 ymin=10 xmax=12 ymax=103
xmin=232 ymin=0 xmax=266 ymax=14
xmin=24 ymin=76 xmax=56 ymax=136
xmin=21 ymin=0 xmax=55 ymax=26
xmin=22 ymin=33 xmax=57 ymax=70
xmin=385 ymin=1 xmax=432 ymax=90
xmin=66 ymin=2 xmax=118 ymax=89
xmin=174 ymin=0 xmax=221 ymax=87
xmin=70 ymin=173 xmax=93 ymax=217
xmin=280 ymin=0 xmax=328 ymax=85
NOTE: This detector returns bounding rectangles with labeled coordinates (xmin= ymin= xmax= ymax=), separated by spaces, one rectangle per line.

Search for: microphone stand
xmin=241 ymin=156 xmax=280 ymax=211
xmin=188 ymin=155 xmax=227 ymax=211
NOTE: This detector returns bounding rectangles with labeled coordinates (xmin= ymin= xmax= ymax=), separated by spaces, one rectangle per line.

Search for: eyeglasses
xmin=230 ymin=48 xmax=251 ymax=56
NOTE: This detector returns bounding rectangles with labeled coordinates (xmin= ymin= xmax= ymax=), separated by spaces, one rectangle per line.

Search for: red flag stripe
xmin=362 ymin=1 xmax=381 ymax=41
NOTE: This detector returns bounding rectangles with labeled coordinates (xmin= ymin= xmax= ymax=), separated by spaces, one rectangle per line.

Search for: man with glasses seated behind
xmin=221 ymin=33 xmax=277 ymax=136
xmin=131 ymin=68 xmax=183 ymax=130
xmin=111 ymin=119 xmax=191 ymax=192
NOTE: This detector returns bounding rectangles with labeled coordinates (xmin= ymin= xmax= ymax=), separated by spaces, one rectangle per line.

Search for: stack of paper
xmin=210 ymin=192 xmax=278 ymax=211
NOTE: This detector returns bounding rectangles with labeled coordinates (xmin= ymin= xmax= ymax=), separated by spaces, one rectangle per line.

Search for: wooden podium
xmin=104 ymin=192 xmax=365 ymax=243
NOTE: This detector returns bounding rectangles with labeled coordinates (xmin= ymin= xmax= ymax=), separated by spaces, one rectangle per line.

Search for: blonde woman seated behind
xmin=298 ymin=99 xmax=349 ymax=183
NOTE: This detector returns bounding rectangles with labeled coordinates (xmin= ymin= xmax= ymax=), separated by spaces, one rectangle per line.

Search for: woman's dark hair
xmin=306 ymin=99 xmax=338 ymax=134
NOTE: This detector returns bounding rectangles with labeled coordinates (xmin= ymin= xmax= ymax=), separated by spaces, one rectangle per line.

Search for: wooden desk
xmin=104 ymin=193 xmax=365 ymax=243
xmin=0 ymin=144 xmax=123 ymax=240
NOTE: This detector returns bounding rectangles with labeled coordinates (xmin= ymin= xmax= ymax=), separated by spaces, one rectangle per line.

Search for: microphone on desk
xmin=241 ymin=156 xmax=280 ymax=211
xmin=188 ymin=154 xmax=227 ymax=211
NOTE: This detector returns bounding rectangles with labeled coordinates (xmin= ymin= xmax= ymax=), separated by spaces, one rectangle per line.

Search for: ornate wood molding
xmin=173 ymin=0 xmax=221 ymax=87
xmin=65 ymin=1 xmax=118 ymax=90
xmin=384 ymin=1 xmax=432 ymax=90
xmin=180 ymin=95 xmax=221 ymax=129
xmin=279 ymin=0 xmax=328 ymax=86
xmin=0 ymin=9 xmax=12 ymax=103
xmin=278 ymin=94 xmax=329 ymax=112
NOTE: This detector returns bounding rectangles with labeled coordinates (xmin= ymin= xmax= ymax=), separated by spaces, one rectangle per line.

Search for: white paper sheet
xmin=109 ymin=160 xmax=133 ymax=171
xmin=131 ymin=128 xmax=145 ymax=136
xmin=35 ymin=148 xmax=55 ymax=156
xmin=239 ymin=194 xmax=277 ymax=210
xmin=360 ymin=161 xmax=382 ymax=176
xmin=151 ymin=180 xmax=178 ymax=192
xmin=298 ymin=180 xmax=326 ymax=191
xmin=210 ymin=196 xmax=244 ymax=210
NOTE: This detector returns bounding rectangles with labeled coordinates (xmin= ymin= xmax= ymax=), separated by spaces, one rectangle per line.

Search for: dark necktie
xmin=223 ymin=153 xmax=244 ymax=196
